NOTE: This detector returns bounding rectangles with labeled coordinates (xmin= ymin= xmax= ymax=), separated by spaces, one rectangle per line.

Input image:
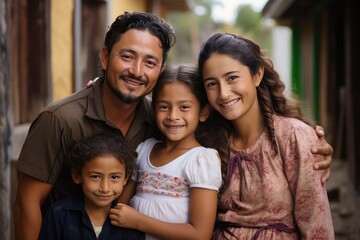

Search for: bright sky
xmin=211 ymin=0 xmax=268 ymax=23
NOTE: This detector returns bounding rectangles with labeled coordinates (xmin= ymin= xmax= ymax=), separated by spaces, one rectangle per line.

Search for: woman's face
xmin=202 ymin=53 xmax=262 ymax=122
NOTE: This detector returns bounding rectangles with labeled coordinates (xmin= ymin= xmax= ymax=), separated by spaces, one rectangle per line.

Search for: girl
xmin=109 ymin=65 xmax=222 ymax=240
xmin=198 ymin=32 xmax=334 ymax=239
xmin=39 ymin=133 xmax=145 ymax=240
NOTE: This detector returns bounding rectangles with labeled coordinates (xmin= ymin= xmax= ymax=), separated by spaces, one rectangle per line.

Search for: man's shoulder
xmin=45 ymin=88 xmax=91 ymax=113
xmin=25 ymin=88 xmax=93 ymax=132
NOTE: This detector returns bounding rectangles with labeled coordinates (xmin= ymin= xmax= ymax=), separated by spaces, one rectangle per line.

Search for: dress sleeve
xmin=184 ymin=148 xmax=222 ymax=191
xmin=281 ymin=124 xmax=334 ymax=239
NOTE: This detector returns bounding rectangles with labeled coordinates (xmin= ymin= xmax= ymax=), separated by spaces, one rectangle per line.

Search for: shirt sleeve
xmin=15 ymin=111 xmax=68 ymax=184
xmin=281 ymin=124 xmax=334 ymax=239
xmin=184 ymin=148 xmax=222 ymax=191
xmin=39 ymin=204 xmax=64 ymax=240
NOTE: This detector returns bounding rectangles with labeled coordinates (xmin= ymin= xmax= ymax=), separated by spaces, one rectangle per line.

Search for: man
xmin=13 ymin=11 xmax=332 ymax=240
xmin=13 ymin=12 xmax=174 ymax=240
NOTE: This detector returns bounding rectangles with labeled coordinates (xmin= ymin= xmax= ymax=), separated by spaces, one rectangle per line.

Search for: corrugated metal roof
xmin=262 ymin=0 xmax=322 ymax=20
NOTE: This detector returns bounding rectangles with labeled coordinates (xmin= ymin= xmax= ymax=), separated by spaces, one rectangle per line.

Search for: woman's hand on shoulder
xmin=85 ymin=77 xmax=99 ymax=88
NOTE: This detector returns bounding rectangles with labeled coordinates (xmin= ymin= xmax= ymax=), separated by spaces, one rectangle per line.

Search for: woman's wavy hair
xmin=198 ymin=32 xmax=313 ymax=180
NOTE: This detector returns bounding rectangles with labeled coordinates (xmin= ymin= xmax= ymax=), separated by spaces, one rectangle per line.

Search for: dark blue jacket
xmin=39 ymin=193 xmax=144 ymax=240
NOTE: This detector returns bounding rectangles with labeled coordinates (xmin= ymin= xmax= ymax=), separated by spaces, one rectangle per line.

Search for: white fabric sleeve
xmin=132 ymin=141 xmax=146 ymax=181
xmin=132 ymin=138 xmax=159 ymax=181
xmin=184 ymin=148 xmax=222 ymax=191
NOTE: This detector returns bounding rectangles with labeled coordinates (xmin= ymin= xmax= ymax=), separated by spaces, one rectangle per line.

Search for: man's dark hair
xmin=104 ymin=11 xmax=176 ymax=65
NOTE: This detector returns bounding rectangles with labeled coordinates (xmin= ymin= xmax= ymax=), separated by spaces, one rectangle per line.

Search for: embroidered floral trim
xmin=136 ymin=170 xmax=189 ymax=197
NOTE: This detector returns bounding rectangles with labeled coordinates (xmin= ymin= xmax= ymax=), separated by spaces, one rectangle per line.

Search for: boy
xmin=39 ymin=133 xmax=144 ymax=240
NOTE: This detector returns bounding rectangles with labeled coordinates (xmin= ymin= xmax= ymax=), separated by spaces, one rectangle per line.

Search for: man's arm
xmin=13 ymin=173 xmax=53 ymax=240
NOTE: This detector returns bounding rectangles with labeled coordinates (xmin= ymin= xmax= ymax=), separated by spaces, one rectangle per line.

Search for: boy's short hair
xmin=66 ymin=133 xmax=137 ymax=177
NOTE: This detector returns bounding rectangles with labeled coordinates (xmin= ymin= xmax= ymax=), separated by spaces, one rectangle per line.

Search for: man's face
xmin=101 ymin=29 xmax=164 ymax=104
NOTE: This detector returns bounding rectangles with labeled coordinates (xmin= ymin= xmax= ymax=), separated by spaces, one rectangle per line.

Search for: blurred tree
xmin=166 ymin=12 xmax=195 ymax=64
xmin=167 ymin=0 xmax=217 ymax=64
xmin=166 ymin=1 xmax=272 ymax=63
xmin=235 ymin=5 xmax=261 ymax=34
xmin=234 ymin=4 xmax=272 ymax=54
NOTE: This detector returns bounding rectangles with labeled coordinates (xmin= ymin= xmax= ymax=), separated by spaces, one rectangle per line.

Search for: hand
xmin=86 ymin=77 xmax=99 ymax=88
xmin=312 ymin=125 xmax=333 ymax=184
xmin=109 ymin=203 xmax=141 ymax=229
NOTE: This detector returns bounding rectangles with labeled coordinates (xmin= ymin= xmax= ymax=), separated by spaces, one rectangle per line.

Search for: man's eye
xmin=145 ymin=60 xmax=158 ymax=68
xmin=121 ymin=54 xmax=133 ymax=60
xmin=228 ymin=75 xmax=238 ymax=81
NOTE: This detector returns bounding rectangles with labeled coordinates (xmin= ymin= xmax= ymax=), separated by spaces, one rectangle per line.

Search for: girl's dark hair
xmin=198 ymin=32 xmax=312 ymax=179
xmin=66 ymin=133 xmax=137 ymax=178
xmin=151 ymin=64 xmax=213 ymax=146
xmin=152 ymin=64 xmax=207 ymax=108
xmin=104 ymin=11 xmax=176 ymax=65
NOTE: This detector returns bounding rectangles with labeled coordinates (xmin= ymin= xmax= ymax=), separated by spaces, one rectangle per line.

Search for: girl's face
xmin=202 ymin=53 xmax=262 ymax=122
xmin=154 ymin=81 xmax=208 ymax=144
xmin=72 ymin=155 xmax=128 ymax=211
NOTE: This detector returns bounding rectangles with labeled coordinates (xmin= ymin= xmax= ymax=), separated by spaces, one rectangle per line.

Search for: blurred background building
xmin=0 ymin=0 xmax=359 ymax=239
xmin=262 ymin=0 xmax=360 ymax=239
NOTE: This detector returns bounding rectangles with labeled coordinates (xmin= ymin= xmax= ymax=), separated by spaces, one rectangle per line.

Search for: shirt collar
xmin=84 ymin=77 xmax=106 ymax=121
xmin=84 ymin=77 xmax=154 ymax=126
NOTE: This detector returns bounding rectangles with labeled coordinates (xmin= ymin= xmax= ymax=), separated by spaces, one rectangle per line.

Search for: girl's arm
xmin=109 ymin=187 xmax=218 ymax=240
xmin=118 ymin=179 xmax=136 ymax=204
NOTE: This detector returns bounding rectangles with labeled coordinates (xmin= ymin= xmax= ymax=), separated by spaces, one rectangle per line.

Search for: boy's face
xmin=72 ymin=155 xmax=128 ymax=210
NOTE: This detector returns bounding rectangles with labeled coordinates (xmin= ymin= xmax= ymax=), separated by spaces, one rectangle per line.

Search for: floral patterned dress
xmin=213 ymin=115 xmax=334 ymax=240
xmin=131 ymin=138 xmax=222 ymax=240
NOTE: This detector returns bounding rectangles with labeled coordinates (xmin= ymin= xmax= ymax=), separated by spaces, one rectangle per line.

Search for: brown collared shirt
xmin=16 ymin=77 xmax=155 ymax=211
